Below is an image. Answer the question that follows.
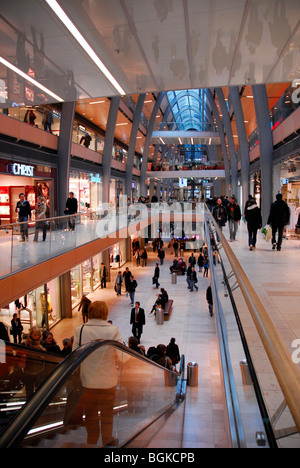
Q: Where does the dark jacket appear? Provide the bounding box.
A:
[227,202,241,222]
[16,200,31,219]
[65,197,78,215]
[154,266,160,278]
[206,286,213,305]
[268,199,290,227]
[130,308,145,333]
[245,200,262,229]
[213,204,227,226]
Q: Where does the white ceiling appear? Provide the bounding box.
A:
[0,0,299,106]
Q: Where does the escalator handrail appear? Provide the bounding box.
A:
[0,339,181,448]
[205,205,300,435]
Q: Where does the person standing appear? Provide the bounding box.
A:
[153,263,160,289]
[173,239,179,257]
[123,267,132,296]
[158,247,165,265]
[189,267,198,292]
[43,109,54,133]
[245,198,262,250]
[227,196,241,242]
[268,193,290,251]
[141,249,148,267]
[72,301,124,446]
[16,193,31,242]
[99,263,107,289]
[10,313,23,344]
[78,295,91,324]
[65,192,78,231]
[130,301,145,343]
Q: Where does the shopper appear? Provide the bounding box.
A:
[130,302,145,343]
[227,196,241,241]
[72,301,124,446]
[213,198,227,231]
[43,109,54,133]
[99,263,107,289]
[267,193,290,252]
[115,271,123,296]
[206,285,214,317]
[158,247,165,265]
[10,313,23,344]
[41,330,61,354]
[141,249,148,267]
[245,198,262,250]
[34,196,48,242]
[153,263,160,289]
[122,267,131,296]
[203,256,209,278]
[189,268,198,292]
[65,192,78,231]
[78,294,91,324]
[166,338,181,366]
[128,275,138,307]
[16,193,31,242]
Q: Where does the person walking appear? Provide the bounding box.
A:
[158,248,165,265]
[203,256,209,278]
[227,196,241,242]
[130,301,145,343]
[213,198,227,232]
[78,294,91,324]
[65,192,78,231]
[128,276,138,307]
[245,198,262,250]
[16,193,31,242]
[141,249,148,267]
[153,263,160,289]
[34,196,48,242]
[10,313,23,344]
[115,271,123,296]
[206,285,214,317]
[267,193,290,251]
[189,268,198,292]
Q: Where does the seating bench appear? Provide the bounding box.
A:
[172,269,185,276]
[164,300,173,319]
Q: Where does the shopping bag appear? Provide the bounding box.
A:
[261,225,271,242]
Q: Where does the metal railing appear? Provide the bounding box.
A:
[205,205,300,446]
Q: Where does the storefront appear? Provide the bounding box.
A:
[70,253,103,308]
[69,171,102,212]
[109,240,127,270]
[0,158,57,225]
[0,276,62,336]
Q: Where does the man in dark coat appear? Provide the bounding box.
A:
[267,194,290,251]
[130,302,145,343]
[245,198,262,250]
[65,192,78,230]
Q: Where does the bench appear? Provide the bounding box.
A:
[171,269,185,276]
[154,300,174,321]
[163,300,173,320]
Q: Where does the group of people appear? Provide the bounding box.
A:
[115,268,138,306]
[211,193,291,252]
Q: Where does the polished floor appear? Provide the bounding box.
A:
[52,230,274,448]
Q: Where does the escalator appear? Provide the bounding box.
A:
[0,340,186,448]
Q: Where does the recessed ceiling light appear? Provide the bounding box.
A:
[44,0,126,95]
[0,56,64,102]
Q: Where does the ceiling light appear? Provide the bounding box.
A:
[0,56,64,102]
[144,100,153,103]
[116,122,128,126]
[159,137,165,145]
[89,100,106,104]
[44,0,126,95]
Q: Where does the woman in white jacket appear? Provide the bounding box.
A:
[73,301,124,446]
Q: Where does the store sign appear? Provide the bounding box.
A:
[7,163,35,177]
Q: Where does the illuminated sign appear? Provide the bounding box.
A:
[7,163,35,177]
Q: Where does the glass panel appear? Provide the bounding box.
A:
[0,343,62,431]
[19,343,178,448]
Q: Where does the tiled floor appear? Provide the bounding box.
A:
[52,232,275,448]
[219,221,300,448]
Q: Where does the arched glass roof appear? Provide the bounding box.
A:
[166,89,209,131]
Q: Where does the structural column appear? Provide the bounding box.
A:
[140,93,164,198]
[102,96,121,204]
[206,90,231,197]
[252,84,273,224]
[125,93,146,199]
[57,101,76,216]
[216,88,238,200]
[230,86,250,210]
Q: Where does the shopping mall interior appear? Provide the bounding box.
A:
[0,0,300,449]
